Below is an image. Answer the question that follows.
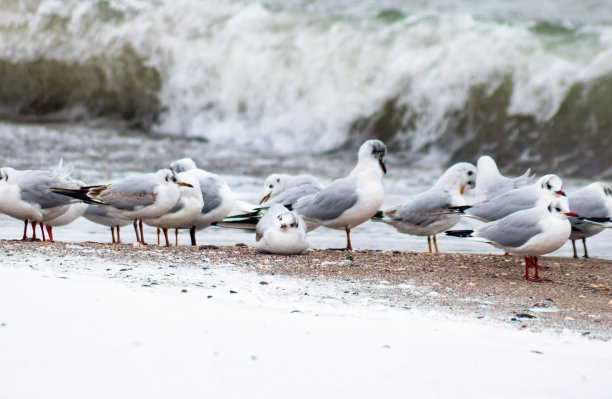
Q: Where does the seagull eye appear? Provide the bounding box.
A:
[290,223,297,228]
[467,180,473,185]
[276,178,280,183]
[467,171,473,176]
[545,183,552,190]
[269,184,273,189]
[555,207,561,212]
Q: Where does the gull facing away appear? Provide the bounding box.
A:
[52,169,191,245]
[0,161,81,241]
[567,182,612,258]
[448,174,566,222]
[373,162,477,253]
[292,139,387,250]
[82,204,131,244]
[475,155,535,201]
[143,171,203,246]
[254,204,309,254]
[446,197,577,281]
[170,158,234,246]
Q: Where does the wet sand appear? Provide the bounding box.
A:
[2,239,611,339]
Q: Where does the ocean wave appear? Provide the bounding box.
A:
[1,0,611,175]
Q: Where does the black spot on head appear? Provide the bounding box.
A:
[467,170,474,176]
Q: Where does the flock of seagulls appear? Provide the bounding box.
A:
[0,139,611,282]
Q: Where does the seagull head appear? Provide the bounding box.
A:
[546,197,577,219]
[538,174,565,197]
[169,158,197,174]
[261,174,287,204]
[359,139,387,174]
[436,162,477,194]
[277,211,300,231]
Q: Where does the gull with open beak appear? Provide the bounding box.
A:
[373,162,477,253]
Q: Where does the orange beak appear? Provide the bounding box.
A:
[280,223,287,229]
[178,182,193,188]
[260,192,271,204]
[460,186,465,195]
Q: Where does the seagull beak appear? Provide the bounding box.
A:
[565,212,579,217]
[460,186,465,195]
[555,190,566,196]
[178,182,193,188]
[379,159,387,174]
[280,223,287,229]
[260,192,271,204]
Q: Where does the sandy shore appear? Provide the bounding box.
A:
[2,239,611,339]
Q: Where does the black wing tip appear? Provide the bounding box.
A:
[445,229,474,238]
[372,210,384,219]
[447,205,472,213]
[579,217,611,223]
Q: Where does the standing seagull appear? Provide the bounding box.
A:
[449,174,566,222]
[373,162,477,253]
[475,155,535,201]
[170,158,234,246]
[446,197,577,281]
[260,174,323,204]
[292,139,387,250]
[0,162,80,241]
[82,204,131,244]
[52,169,190,244]
[567,182,612,258]
[254,204,309,254]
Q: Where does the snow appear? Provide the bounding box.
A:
[0,252,611,399]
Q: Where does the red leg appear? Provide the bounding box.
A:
[527,256,551,282]
[22,220,28,240]
[39,223,46,242]
[139,220,145,244]
[162,228,170,247]
[156,227,160,246]
[117,226,121,243]
[46,226,53,242]
[345,226,352,250]
[133,220,140,243]
[31,221,37,240]
[175,228,179,246]
[111,227,116,244]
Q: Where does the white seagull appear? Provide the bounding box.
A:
[254,204,309,254]
[292,139,387,250]
[260,173,323,205]
[143,171,203,246]
[449,174,566,222]
[82,204,131,244]
[475,155,535,201]
[169,158,235,246]
[52,169,191,244]
[0,162,80,241]
[567,182,612,258]
[373,162,477,253]
[446,197,577,281]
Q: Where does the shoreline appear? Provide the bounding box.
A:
[1,239,611,339]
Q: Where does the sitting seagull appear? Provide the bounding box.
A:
[254,204,309,254]
[291,139,387,250]
[475,155,535,201]
[143,171,203,246]
[448,174,566,222]
[373,162,477,253]
[0,161,81,241]
[567,182,612,258]
[52,169,191,244]
[82,204,131,244]
[446,197,577,281]
[170,158,234,246]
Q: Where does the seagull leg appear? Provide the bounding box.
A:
[116,226,121,244]
[31,221,37,240]
[46,225,54,242]
[175,228,179,246]
[156,228,160,246]
[139,220,146,244]
[345,226,352,250]
[162,228,170,247]
[39,222,46,242]
[190,226,197,246]
[133,220,140,243]
[582,237,589,258]
[527,256,551,282]
[571,240,577,258]
[433,234,439,253]
[111,227,116,244]
[22,220,28,240]
[524,256,531,280]
[427,236,432,253]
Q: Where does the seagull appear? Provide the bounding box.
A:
[43,202,88,241]
[475,155,535,201]
[51,169,191,244]
[0,161,80,241]
[254,204,309,254]
[292,139,387,250]
[143,171,203,246]
[448,174,566,222]
[446,197,577,281]
[373,162,477,253]
[82,204,131,244]
[567,182,612,258]
[169,158,234,246]
[260,174,323,204]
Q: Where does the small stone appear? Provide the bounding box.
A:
[531,350,543,355]
[290,310,301,313]
[229,290,237,294]
[181,289,188,293]
[259,281,268,285]
[207,295,213,299]
[515,313,536,319]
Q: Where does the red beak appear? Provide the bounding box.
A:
[555,190,566,196]
[565,212,579,217]
[260,192,271,204]
[379,160,387,174]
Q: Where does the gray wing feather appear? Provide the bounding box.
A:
[569,195,609,217]
[392,189,452,227]
[468,188,537,221]
[270,184,322,206]
[199,177,222,214]
[98,175,158,211]
[19,171,74,209]
[475,208,542,248]
[294,178,358,221]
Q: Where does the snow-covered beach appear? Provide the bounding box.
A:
[1,240,611,398]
